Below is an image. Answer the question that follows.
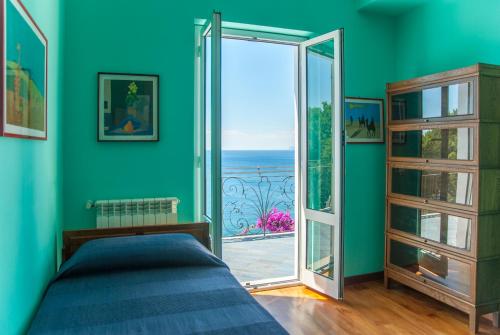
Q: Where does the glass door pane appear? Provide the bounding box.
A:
[300,29,343,300]
[391,127,474,161]
[306,220,334,278]
[391,81,474,122]
[390,167,474,207]
[306,40,334,213]
[389,238,471,298]
[389,202,472,251]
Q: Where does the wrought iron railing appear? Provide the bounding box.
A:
[222,166,295,237]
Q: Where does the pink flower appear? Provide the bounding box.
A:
[256,208,295,233]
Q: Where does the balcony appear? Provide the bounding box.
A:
[221,166,296,283]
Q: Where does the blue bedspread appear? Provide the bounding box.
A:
[29,233,288,335]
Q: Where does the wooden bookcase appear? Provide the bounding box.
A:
[385,64,500,334]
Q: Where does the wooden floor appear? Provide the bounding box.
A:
[253,281,500,335]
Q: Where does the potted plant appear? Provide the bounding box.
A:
[125,81,139,117]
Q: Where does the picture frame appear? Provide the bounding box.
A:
[98,72,159,142]
[345,97,384,144]
[0,0,48,140]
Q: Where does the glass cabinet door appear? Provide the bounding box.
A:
[389,202,473,252]
[390,166,474,207]
[390,127,474,162]
[390,80,474,122]
[388,238,472,298]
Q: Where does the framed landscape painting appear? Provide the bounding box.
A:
[345,97,384,143]
[0,0,48,140]
[98,73,159,142]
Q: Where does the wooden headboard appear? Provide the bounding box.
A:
[62,222,210,262]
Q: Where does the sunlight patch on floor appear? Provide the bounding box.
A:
[252,285,329,301]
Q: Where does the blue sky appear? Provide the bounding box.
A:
[210,37,333,151]
[221,38,297,150]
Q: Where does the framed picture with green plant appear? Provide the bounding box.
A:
[97,72,159,141]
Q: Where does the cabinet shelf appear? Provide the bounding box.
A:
[385,63,500,334]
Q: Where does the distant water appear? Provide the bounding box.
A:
[222,150,294,167]
[222,150,295,237]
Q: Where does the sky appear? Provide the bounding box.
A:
[206,37,334,151]
[221,38,297,151]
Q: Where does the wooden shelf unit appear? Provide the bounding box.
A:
[385,64,500,334]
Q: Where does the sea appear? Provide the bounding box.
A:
[222,150,294,168]
[221,150,295,237]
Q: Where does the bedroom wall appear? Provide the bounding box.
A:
[0,0,64,334]
[62,0,396,277]
[395,0,500,80]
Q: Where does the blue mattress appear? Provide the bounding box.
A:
[29,233,288,335]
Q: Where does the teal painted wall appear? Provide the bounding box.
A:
[3,0,498,332]
[0,0,64,333]
[395,0,500,80]
[357,0,429,16]
[63,0,394,277]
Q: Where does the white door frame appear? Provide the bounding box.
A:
[194,19,344,293]
[196,12,223,256]
[299,29,344,299]
[209,12,223,257]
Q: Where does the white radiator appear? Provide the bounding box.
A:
[91,197,179,228]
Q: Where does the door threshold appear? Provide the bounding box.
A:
[246,279,302,293]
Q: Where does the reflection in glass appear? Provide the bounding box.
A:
[306,39,334,212]
[306,220,334,279]
[391,127,473,161]
[390,204,472,250]
[204,36,212,219]
[392,82,472,121]
[390,240,471,295]
[391,167,473,206]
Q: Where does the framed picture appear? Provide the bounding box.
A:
[98,72,159,142]
[345,97,384,144]
[0,0,48,140]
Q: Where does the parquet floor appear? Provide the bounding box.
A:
[253,281,500,335]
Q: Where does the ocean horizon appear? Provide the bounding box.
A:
[222,149,294,165]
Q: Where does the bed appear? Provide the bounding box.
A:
[28,223,288,334]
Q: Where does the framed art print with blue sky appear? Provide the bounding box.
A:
[345,97,384,143]
[98,73,159,142]
[0,0,48,140]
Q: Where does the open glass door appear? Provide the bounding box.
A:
[299,30,344,299]
[201,12,223,256]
